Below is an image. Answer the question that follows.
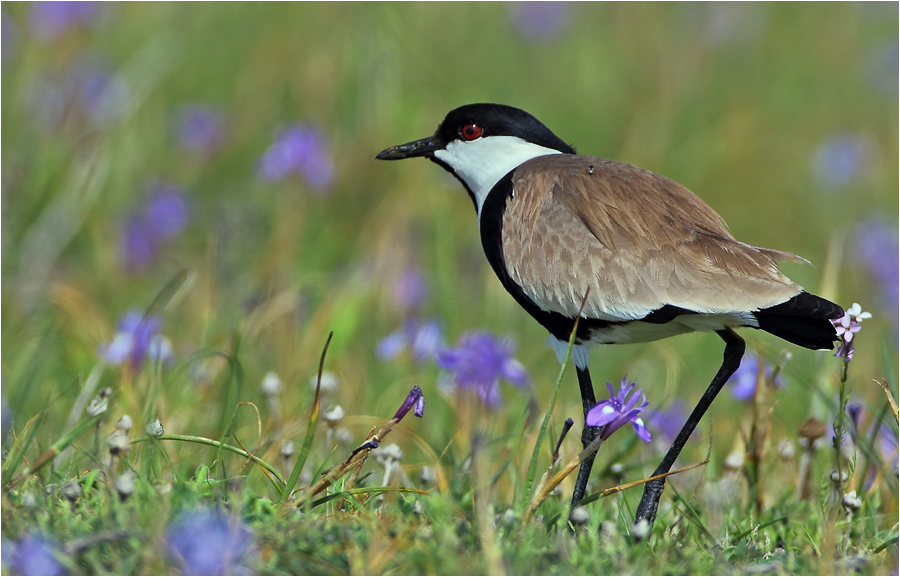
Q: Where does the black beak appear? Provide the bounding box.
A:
[376,135,443,160]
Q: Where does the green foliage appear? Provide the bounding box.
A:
[2,3,897,575]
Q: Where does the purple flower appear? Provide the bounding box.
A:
[28,53,130,131]
[175,104,226,155]
[393,386,425,421]
[728,353,783,401]
[585,376,652,443]
[1,533,64,576]
[98,311,173,370]
[435,332,530,408]
[166,508,253,576]
[257,125,335,192]
[834,341,854,361]
[145,185,189,240]
[854,219,899,319]
[832,303,871,344]
[508,2,570,42]
[122,183,190,270]
[377,319,445,363]
[809,133,873,190]
[30,1,99,40]
[877,424,898,475]
[393,267,429,313]
[647,400,689,444]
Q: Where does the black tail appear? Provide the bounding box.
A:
[754,291,843,350]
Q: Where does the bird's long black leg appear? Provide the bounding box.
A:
[634,328,745,530]
[571,365,602,507]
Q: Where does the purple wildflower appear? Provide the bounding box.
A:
[728,353,783,401]
[122,183,190,270]
[854,219,899,319]
[175,104,226,155]
[877,424,899,475]
[98,311,173,370]
[435,331,530,408]
[833,303,871,344]
[508,1,570,42]
[145,185,190,239]
[2,533,64,576]
[647,400,689,444]
[30,1,99,40]
[585,376,652,443]
[377,319,444,363]
[393,267,429,313]
[809,133,873,190]
[257,125,335,192]
[28,53,129,131]
[166,508,253,576]
[834,341,854,362]
[393,386,425,421]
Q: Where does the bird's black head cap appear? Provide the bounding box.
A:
[435,103,576,154]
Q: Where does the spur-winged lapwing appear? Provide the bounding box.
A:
[376,103,843,529]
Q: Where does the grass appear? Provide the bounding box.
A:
[1,3,898,575]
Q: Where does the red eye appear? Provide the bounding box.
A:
[460,122,483,141]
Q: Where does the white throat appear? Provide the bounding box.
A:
[434,136,562,219]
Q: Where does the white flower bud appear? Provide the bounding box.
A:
[323,405,344,424]
[108,429,128,455]
[260,371,283,395]
[115,470,135,500]
[145,417,164,437]
[569,506,590,526]
[116,415,133,432]
[312,371,339,395]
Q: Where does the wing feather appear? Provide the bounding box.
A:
[501,155,802,321]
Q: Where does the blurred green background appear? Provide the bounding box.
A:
[1,2,897,495]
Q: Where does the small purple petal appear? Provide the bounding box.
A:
[393,267,429,312]
[166,508,253,576]
[729,354,781,402]
[122,212,159,270]
[4,533,64,576]
[632,417,653,443]
[435,331,530,409]
[509,1,570,42]
[176,104,226,154]
[585,402,618,428]
[585,376,651,443]
[376,329,408,360]
[414,393,425,418]
[647,401,689,444]
[809,133,873,190]
[257,125,334,191]
[98,311,167,371]
[30,1,99,40]
[411,320,444,362]
[393,386,424,421]
[145,185,189,240]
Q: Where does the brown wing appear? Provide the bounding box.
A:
[501,155,803,321]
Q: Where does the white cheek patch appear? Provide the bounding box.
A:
[434,136,561,219]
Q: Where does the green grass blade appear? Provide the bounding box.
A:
[520,317,580,512]
[280,331,332,504]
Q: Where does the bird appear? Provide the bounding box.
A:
[375,103,843,530]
